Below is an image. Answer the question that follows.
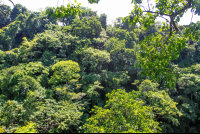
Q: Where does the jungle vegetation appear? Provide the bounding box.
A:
[0,0,200,133]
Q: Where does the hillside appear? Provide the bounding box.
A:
[0,0,200,133]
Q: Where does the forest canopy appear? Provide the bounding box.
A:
[0,0,200,133]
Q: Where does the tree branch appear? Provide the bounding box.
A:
[143,11,170,16]
[68,0,72,4]
[158,15,169,22]
[171,0,193,17]
[170,16,173,36]
[0,0,14,16]
[57,0,60,7]
[0,8,7,15]
[147,0,150,11]
[8,0,15,6]
[191,9,194,23]
[139,5,148,11]
[143,0,193,34]
[172,20,179,32]
[170,0,193,32]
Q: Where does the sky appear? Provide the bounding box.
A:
[2,0,200,25]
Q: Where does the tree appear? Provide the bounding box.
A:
[14,121,38,133]
[1,0,200,133]
[83,89,161,133]
[48,60,81,86]
[10,4,28,21]
[100,13,107,30]
[175,73,200,132]
[134,79,183,132]
[0,62,47,101]
[126,0,200,86]
[88,0,100,4]
[81,47,111,73]
[0,4,11,28]
[0,100,26,130]
[71,16,102,39]
[80,7,98,19]
[28,99,83,133]
[0,0,13,16]
[86,0,200,87]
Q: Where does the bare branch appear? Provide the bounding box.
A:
[0,8,6,15]
[68,0,72,4]
[8,0,14,6]
[190,9,194,23]
[139,5,148,11]
[57,0,59,7]
[147,0,150,11]
[170,16,173,36]
[158,15,169,22]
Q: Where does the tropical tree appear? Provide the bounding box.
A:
[48,60,81,86]
[86,0,200,87]
[83,89,161,133]
[10,4,28,21]
[0,4,11,28]
[81,47,111,73]
[100,13,107,30]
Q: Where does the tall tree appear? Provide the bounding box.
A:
[10,4,28,21]
[0,4,11,28]
[100,13,107,30]
[87,0,200,87]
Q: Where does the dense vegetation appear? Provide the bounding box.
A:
[0,0,200,133]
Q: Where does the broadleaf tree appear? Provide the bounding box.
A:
[86,0,200,87]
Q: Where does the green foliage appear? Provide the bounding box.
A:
[0,100,26,128]
[49,60,81,86]
[0,62,47,101]
[0,8,57,51]
[176,44,196,67]
[71,16,102,39]
[133,79,182,132]
[14,121,37,133]
[91,28,107,49]
[10,4,28,21]
[104,37,137,74]
[80,7,98,19]
[23,86,46,113]
[0,4,11,28]
[85,81,104,107]
[29,99,83,133]
[99,13,107,30]
[100,70,130,90]
[88,0,100,4]
[136,33,186,87]
[122,0,200,86]
[0,114,4,133]
[160,72,200,133]
[0,21,20,50]
[177,74,200,118]
[114,28,137,48]
[16,30,79,65]
[81,47,110,72]
[104,37,125,53]
[1,1,200,133]
[0,126,4,133]
[84,89,161,133]
[46,1,81,19]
